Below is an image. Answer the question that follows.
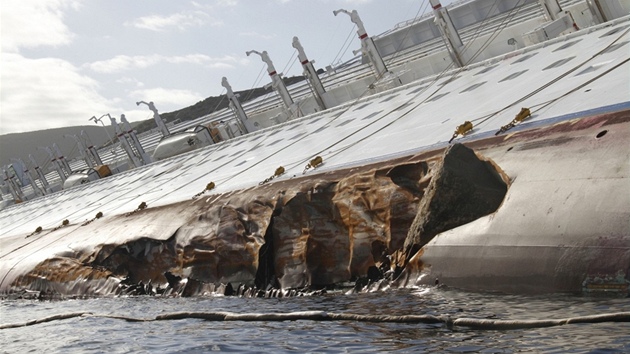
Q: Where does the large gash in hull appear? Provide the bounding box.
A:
[1,109,627,296]
[0,0,629,296]
[398,109,630,294]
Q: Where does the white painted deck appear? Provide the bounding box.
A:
[1,16,628,241]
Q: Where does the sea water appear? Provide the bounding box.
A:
[1,287,629,353]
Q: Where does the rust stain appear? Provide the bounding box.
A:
[8,109,629,295]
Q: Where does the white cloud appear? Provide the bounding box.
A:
[0,0,114,135]
[214,0,239,7]
[192,0,237,10]
[86,55,161,73]
[239,31,276,40]
[116,77,145,88]
[168,54,218,65]
[127,10,222,32]
[0,53,115,134]
[86,54,249,73]
[1,0,82,52]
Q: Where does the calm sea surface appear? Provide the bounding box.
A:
[1,287,629,353]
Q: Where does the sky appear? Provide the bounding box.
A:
[0,0,451,135]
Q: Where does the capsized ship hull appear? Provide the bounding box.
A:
[1,108,628,295]
[1,4,629,296]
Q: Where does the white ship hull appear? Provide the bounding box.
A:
[1,1,629,295]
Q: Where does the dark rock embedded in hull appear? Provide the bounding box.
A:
[402,143,509,262]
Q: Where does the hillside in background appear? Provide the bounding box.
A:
[0,126,117,169]
[0,75,305,169]
[134,75,306,133]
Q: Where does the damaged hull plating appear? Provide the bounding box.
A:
[2,7,630,296]
[1,110,628,296]
[399,110,630,293]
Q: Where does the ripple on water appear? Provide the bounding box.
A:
[1,288,629,353]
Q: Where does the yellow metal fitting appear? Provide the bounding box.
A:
[303,156,324,174]
[514,107,531,123]
[260,166,286,185]
[310,156,323,168]
[449,121,473,143]
[456,121,473,135]
[193,182,217,199]
[495,107,531,135]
